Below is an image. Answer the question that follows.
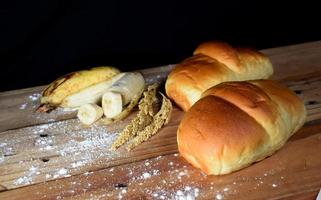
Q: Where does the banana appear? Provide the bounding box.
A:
[38,66,120,112]
[102,86,144,125]
[102,91,123,118]
[107,72,145,105]
[101,72,145,118]
[61,73,125,108]
[77,103,103,125]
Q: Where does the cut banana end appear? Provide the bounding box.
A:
[77,103,103,125]
[102,86,144,125]
[102,91,123,118]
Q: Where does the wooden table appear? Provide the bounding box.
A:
[1,41,321,199]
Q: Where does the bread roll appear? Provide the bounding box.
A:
[165,41,273,111]
[177,80,306,175]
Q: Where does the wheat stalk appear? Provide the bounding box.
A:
[110,83,159,150]
[127,93,172,150]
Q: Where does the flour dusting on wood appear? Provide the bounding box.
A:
[0,118,121,187]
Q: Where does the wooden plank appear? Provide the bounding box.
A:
[0,90,77,132]
[0,65,175,132]
[262,40,321,80]
[0,71,320,191]
[280,71,321,123]
[0,41,320,132]
[0,123,320,199]
[0,107,182,190]
[0,41,320,199]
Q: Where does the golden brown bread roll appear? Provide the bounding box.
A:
[177,80,306,175]
[165,41,273,111]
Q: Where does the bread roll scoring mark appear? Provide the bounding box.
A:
[202,81,277,125]
[177,80,306,175]
[178,95,269,175]
[194,41,242,72]
[165,41,273,111]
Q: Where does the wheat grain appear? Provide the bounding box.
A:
[127,93,172,150]
[110,83,159,150]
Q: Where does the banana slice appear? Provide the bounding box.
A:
[77,103,103,125]
[102,86,144,125]
[102,91,123,118]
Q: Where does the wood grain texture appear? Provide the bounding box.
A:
[262,40,321,80]
[1,123,321,200]
[0,108,182,190]
[0,64,175,132]
[0,71,320,191]
[1,41,321,132]
[0,41,321,199]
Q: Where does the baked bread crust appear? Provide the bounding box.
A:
[166,41,273,111]
[177,80,306,175]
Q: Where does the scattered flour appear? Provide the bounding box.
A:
[216,193,224,200]
[28,166,39,176]
[34,137,54,149]
[7,119,120,186]
[53,168,69,178]
[45,174,52,179]
[29,93,41,101]
[14,176,32,185]
[0,143,7,148]
[173,187,199,200]
[19,103,28,110]
[71,160,88,168]
[19,93,41,110]
[58,168,68,175]
[142,172,151,179]
[83,171,93,176]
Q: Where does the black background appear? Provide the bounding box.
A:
[1,1,320,91]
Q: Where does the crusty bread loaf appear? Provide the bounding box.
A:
[177,80,306,175]
[165,41,273,111]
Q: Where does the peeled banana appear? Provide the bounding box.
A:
[77,103,103,125]
[107,72,145,105]
[61,73,125,108]
[38,66,120,112]
[102,72,145,118]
